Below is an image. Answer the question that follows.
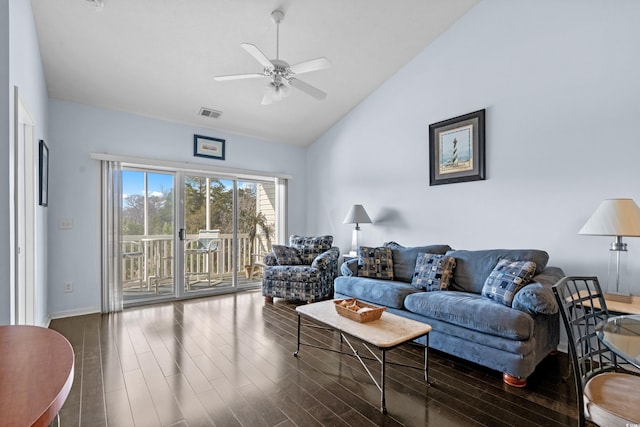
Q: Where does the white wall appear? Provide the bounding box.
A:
[48,99,307,317]
[0,0,49,326]
[307,0,640,292]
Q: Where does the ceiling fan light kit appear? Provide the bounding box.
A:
[214,9,330,105]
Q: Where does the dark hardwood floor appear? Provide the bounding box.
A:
[49,290,584,426]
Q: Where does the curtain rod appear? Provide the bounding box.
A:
[90,152,292,180]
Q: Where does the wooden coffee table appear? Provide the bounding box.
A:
[294,300,432,414]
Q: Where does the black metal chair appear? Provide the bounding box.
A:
[552,276,640,426]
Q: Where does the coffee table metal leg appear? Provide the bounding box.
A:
[425,334,430,384]
[293,314,301,357]
[381,350,387,414]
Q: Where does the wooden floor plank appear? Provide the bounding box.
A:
[50,289,588,427]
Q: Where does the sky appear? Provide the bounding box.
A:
[122,170,173,198]
[122,171,247,198]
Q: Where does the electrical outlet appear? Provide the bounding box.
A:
[64,281,73,293]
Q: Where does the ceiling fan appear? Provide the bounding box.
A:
[214,9,331,105]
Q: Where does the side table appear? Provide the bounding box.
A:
[0,326,74,427]
[604,295,640,315]
[574,290,640,315]
[343,254,357,263]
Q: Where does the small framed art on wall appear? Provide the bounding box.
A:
[194,134,226,160]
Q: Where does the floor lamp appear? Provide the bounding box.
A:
[579,198,640,303]
[343,204,372,256]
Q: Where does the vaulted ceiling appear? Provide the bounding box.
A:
[31,0,478,146]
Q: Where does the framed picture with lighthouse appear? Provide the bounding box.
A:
[429,109,485,186]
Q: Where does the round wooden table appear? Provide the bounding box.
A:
[0,325,74,427]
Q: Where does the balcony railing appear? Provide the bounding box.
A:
[121,233,261,292]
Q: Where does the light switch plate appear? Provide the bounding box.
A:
[59,218,73,230]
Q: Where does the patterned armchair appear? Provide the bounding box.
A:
[262,235,340,303]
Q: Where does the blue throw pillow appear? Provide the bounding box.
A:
[411,253,456,291]
[481,259,537,307]
[357,246,394,280]
[272,245,303,266]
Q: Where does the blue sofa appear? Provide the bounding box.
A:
[334,242,564,387]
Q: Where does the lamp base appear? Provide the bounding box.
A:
[604,292,633,304]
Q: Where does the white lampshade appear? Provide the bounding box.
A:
[343,204,372,225]
[343,204,372,256]
[579,199,640,236]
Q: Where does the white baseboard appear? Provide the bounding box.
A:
[49,306,101,320]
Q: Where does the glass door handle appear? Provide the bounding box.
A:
[179,228,186,241]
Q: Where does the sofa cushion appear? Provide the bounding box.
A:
[404,291,534,341]
[289,235,333,264]
[481,259,537,307]
[334,276,421,309]
[358,246,394,280]
[445,249,549,294]
[384,242,452,283]
[271,245,303,265]
[411,253,456,291]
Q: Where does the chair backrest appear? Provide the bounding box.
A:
[552,276,619,426]
[288,235,334,265]
[198,229,220,251]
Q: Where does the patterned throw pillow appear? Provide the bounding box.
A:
[481,259,537,307]
[411,253,456,291]
[289,235,333,265]
[357,246,394,280]
[271,245,303,266]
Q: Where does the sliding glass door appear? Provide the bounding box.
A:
[121,168,176,304]
[182,175,276,294]
[115,166,278,306]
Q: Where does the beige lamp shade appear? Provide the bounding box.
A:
[343,204,372,225]
[579,199,640,236]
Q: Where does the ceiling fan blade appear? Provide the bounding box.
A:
[214,73,265,81]
[289,57,331,75]
[241,43,273,69]
[288,78,327,100]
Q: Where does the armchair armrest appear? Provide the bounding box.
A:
[263,252,278,266]
[311,247,340,270]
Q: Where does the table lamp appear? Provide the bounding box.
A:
[343,204,372,256]
[579,198,640,303]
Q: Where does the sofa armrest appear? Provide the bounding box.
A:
[340,258,358,276]
[312,247,340,270]
[512,266,565,315]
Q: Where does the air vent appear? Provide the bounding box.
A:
[198,108,223,119]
